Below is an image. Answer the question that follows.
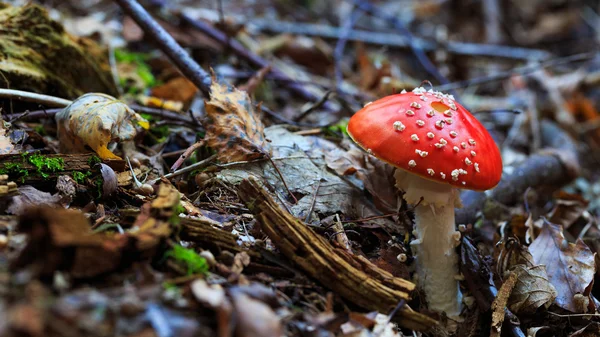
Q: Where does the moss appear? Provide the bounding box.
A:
[168,202,186,225]
[27,153,64,178]
[114,48,156,93]
[0,162,28,183]
[72,170,91,184]
[88,155,101,166]
[164,245,208,275]
[323,118,350,137]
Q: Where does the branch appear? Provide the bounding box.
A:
[237,177,438,332]
[113,0,212,97]
[248,20,551,61]
[0,88,72,107]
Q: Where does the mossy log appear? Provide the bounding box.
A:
[0,153,97,184]
[0,3,117,107]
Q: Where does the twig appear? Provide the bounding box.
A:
[304,179,322,223]
[294,91,334,122]
[0,88,72,107]
[114,0,212,97]
[149,153,217,184]
[436,52,596,92]
[178,13,337,112]
[349,0,454,96]
[266,154,298,204]
[334,8,361,90]
[249,19,552,61]
[170,140,205,172]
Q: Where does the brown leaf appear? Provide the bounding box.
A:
[230,291,282,337]
[56,93,149,160]
[507,265,557,314]
[7,186,63,215]
[529,221,596,312]
[547,191,589,230]
[204,81,270,163]
[150,76,198,107]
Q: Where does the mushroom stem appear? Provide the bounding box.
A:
[394,170,462,318]
[412,202,462,317]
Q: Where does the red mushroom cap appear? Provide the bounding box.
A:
[347,87,502,191]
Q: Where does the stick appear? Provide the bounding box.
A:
[248,20,551,61]
[0,89,72,108]
[113,0,212,97]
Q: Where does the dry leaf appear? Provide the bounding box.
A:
[547,191,589,230]
[0,120,15,155]
[529,221,596,312]
[230,291,282,337]
[204,80,270,163]
[56,93,149,160]
[507,265,557,314]
[150,76,198,107]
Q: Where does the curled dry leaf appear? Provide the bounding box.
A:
[56,93,149,160]
[547,191,589,230]
[529,221,596,312]
[507,264,557,314]
[204,81,270,163]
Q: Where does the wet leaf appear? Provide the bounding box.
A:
[204,81,270,163]
[56,93,149,160]
[507,264,557,314]
[529,221,596,312]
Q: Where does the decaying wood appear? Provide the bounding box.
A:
[179,216,260,259]
[0,153,97,184]
[237,177,437,332]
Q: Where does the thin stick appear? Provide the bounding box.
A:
[170,140,205,172]
[334,8,361,90]
[0,88,72,107]
[266,154,298,204]
[113,0,212,97]
[249,19,551,61]
[150,153,217,184]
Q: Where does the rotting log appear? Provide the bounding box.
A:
[0,153,97,184]
[237,177,437,332]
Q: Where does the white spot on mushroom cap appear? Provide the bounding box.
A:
[474,163,480,172]
[401,89,407,94]
[453,146,459,152]
[461,142,467,149]
[427,168,435,176]
[406,110,415,116]
[364,101,373,107]
[427,132,435,139]
[435,120,445,129]
[411,134,419,141]
[393,121,405,131]
[408,160,416,167]
[410,102,421,109]
[415,149,428,157]
[440,172,446,179]
[416,120,425,127]
[469,139,476,145]
[471,151,476,157]
[465,158,472,165]
[444,110,452,117]
[450,131,458,138]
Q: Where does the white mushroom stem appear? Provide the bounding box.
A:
[395,170,463,318]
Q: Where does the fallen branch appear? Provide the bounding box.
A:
[248,20,551,61]
[456,120,579,225]
[114,0,212,97]
[237,177,437,331]
[0,88,71,107]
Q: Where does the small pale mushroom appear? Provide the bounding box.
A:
[346,87,502,319]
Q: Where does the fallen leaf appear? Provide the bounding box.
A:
[204,80,270,163]
[230,291,282,337]
[191,279,226,309]
[547,191,589,230]
[56,93,149,160]
[7,186,63,215]
[507,264,557,314]
[529,221,596,312]
[0,120,15,155]
[150,76,198,107]
[571,323,600,337]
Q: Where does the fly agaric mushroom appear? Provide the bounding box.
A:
[347,87,502,318]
